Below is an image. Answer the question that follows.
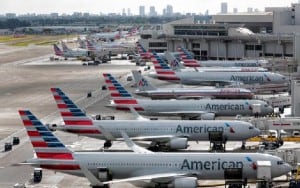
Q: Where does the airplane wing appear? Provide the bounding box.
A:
[158,111,209,115]
[103,172,191,184]
[128,106,150,121]
[121,131,153,154]
[117,135,176,142]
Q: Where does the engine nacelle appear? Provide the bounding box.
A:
[200,113,215,120]
[168,137,188,149]
[171,177,198,188]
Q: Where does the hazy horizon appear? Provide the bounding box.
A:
[1,0,298,15]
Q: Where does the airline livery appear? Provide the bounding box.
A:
[132,70,254,99]
[148,53,286,86]
[104,73,274,119]
[20,110,291,188]
[177,47,269,67]
[53,43,88,59]
[51,88,260,150]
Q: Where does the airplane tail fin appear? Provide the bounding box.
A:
[150,52,180,81]
[103,73,143,110]
[177,46,200,67]
[19,109,76,160]
[50,88,96,126]
[165,51,185,71]
[61,41,71,52]
[86,40,97,51]
[53,44,63,56]
[136,42,151,59]
[77,37,86,49]
[131,70,156,91]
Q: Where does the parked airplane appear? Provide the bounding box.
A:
[20,109,291,188]
[164,51,268,72]
[149,54,287,86]
[86,40,134,52]
[104,73,273,119]
[132,70,254,99]
[50,88,260,150]
[53,43,88,59]
[177,47,268,67]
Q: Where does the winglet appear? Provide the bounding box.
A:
[120,131,153,154]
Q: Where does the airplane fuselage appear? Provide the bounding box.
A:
[176,71,286,86]
[110,99,273,117]
[135,88,254,99]
[39,152,290,181]
[63,120,259,141]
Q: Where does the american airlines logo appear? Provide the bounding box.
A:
[138,78,148,87]
[263,74,271,81]
[172,59,180,66]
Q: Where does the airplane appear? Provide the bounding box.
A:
[19,109,291,188]
[104,73,274,119]
[177,46,268,67]
[131,70,254,99]
[86,40,134,52]
[148,53,287,86]
[53,43,88,60]
[50,88,260,150]
[164,51,268,72]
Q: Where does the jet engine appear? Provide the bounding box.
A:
[200,113,215,120]
[171,177,198,188]
[168,137,188,149]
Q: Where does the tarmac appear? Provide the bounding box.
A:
[0,44,295,187]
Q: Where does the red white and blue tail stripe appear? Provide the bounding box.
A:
[136,42,151,59]
[51,88,101,135]
[86,40,97,51]
[53,44,64,56]
[19,109,73,159]
[150,53,180,82]
[103,73,143,111]
[177,46,200,67]
[19,109,81,170]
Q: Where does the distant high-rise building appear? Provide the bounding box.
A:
[205,10,209,15]
[139,6,145,16]
[221,2,228,14]
[149,6,157,16]
[247,7,253,13]
[163,8,166,16]
[166,5,173,16]
[6,13,16,18]
[122,8,126,16]
[233,8,238,13]
[127,8,131,16]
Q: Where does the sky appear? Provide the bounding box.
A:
[0,0,298,15]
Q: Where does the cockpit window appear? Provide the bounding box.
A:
[277,161,284,165]
[249,126,254,129]
[264,104,268,107]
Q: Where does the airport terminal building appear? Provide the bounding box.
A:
[139,3,300,66]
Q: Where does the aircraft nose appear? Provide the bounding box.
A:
[283,163,292,174]
[253,128,261,137]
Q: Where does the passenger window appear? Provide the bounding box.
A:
[249,126,254,129]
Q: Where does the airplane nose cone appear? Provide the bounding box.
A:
[283,163,292,174]
[253,128,261,137]
[267,106,274,114]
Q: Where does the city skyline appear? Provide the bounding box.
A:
[0,0,298,16]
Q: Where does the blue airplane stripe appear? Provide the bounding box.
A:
[47,143,65,147]
[43,137,60,142]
